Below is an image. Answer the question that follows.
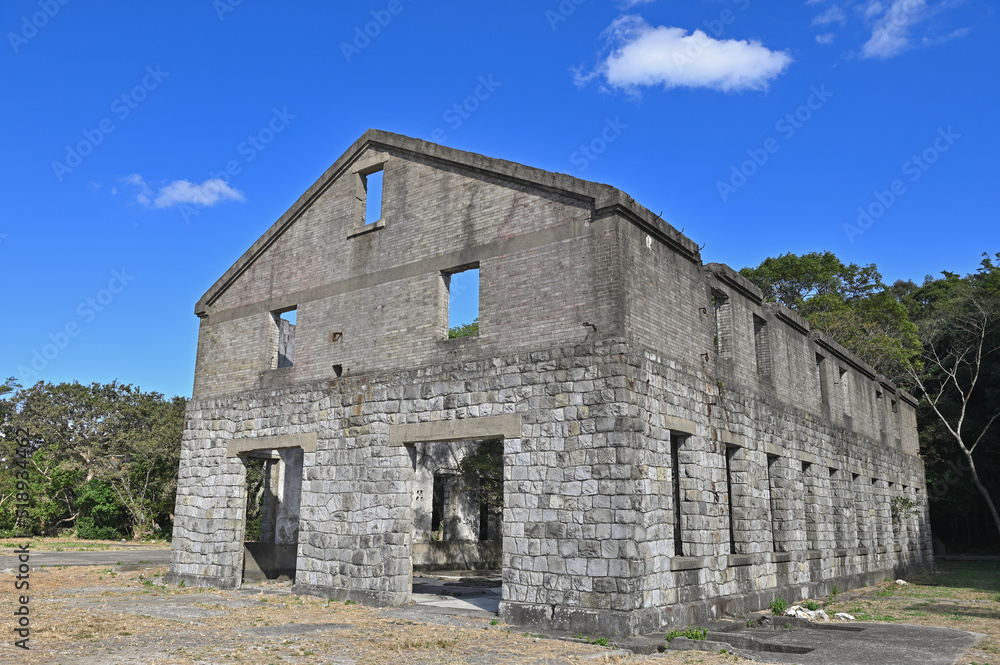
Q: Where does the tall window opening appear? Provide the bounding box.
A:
[802,461,819,550]
[725,445,738,554]
[711,290,731,356]
[272,308,297,368]
[838,366,850,414]
[671,435,686,556]
[431,472,447,540]
[816,354,829,406]
[766,454,780,552]
[753,315,771,377]
[852,473,865,548]
[444,265,480,338]
[363,168,384,226]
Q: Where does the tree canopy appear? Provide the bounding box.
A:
[742,251,1000,549]
[740,251,920,383]
[0,379,185,539]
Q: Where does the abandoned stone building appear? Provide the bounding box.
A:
[167,129,932,635]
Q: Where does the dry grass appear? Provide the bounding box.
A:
[0,536,171,552]
[825,561,1000,665]
[2,561,996,664]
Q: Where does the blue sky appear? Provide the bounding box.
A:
[3,0,996,399]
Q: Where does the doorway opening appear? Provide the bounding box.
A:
[406,438,503,613]
[240,447,304,583]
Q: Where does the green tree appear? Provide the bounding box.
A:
[904,254,1000,541]
[0,379,185,539]
[740,252,920,382]
[456,438,503,529]
[449,318,479,339]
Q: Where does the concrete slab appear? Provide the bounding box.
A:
[677,621,983,665]
[411,575,502,614]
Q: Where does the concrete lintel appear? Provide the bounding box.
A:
[226,432,318,458]
[669,556,706,571]
[389,414,522,446]
[762,442,785,457]
[798,451,822,466]
[718,429,745,447]
[664,416,697,437]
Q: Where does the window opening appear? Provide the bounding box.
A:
[363,168,384,226]
[445,266,480,338]
[753,315,771,377]
[273,308,296,368]
[671,435,685,556]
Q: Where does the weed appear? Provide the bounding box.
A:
[490,620,499,626]
[802,600,820,611]
[665,627,708,642]
[769,597,789,615]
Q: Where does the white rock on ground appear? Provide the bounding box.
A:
[784,605,830,622]
[835,613,856,621]
[895,579,911,586]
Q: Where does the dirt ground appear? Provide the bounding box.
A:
[0,559,996,665]
[0,537,171,552]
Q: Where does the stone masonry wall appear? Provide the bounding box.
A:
[171,131,931,637]
[169,337,930,636]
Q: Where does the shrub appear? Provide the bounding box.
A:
[770,597,789,615]
[75,480,130,540]
[665,627,708,642]
[802,600,820,611]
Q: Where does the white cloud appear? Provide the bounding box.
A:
[860,0,968,59]
[584,15,792,94]
[812,5,847,25]
[152,179,244,208]
[122,173,244,209]
[816,32,837,44]
[862,1,886,20]
[921,26,970,46]
[620,0,656,6]
[861,0,928,57]
[123,173,153,206]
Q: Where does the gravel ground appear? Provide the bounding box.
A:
[0,562,993,665]
[0,565,747,665]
